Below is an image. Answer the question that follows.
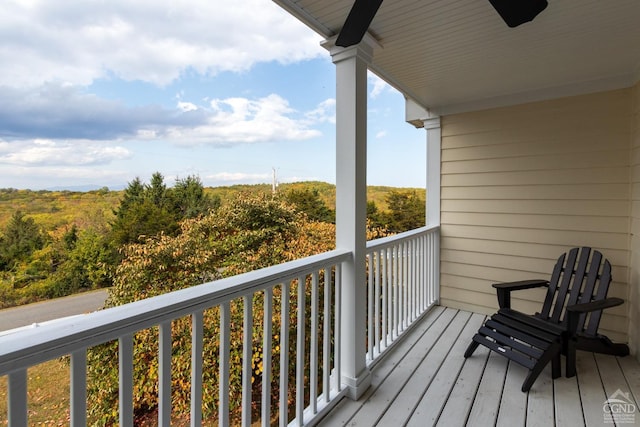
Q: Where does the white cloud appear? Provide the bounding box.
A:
[206,172,270,182]
[376,130,388,139]
[160,94,324,145]
[177,101,198,112]
[203,171,321,187]
[0,164,133,190]
[0,0,325,88]
[369,73,392,99]
[305,99,336,124]
[0,139,131,166]
[0,83,329,146]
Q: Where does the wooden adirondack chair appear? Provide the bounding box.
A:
[464,247,629,392]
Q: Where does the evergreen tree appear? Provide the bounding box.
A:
[285,188,335,223]
[146,172,167,207]
[367,200,385,229]
[381,190,426,232]
[0,211,45,270]
[171,175,220,218]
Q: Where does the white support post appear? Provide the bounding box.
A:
[424,117,441,227]
[325,37,376,400]
[424,117,441,304]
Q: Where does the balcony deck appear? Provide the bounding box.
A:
[319,306,640,427]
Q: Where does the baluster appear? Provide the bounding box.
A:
[279,281,290,427]
[393,245,399,338]
[296,275,306,426]
[310,272,319,414]
[367,251,374,360]
[158,321,171,427]
[262,287,273,427]
[420,235,425,311]
[191,311,203,427]
[374,250,381,355]
[323,267,331,403]
[119,334,134,426]
[334,263,342,392]
[70,349,87,427]
[382,248,388,347]
[242,295,253,427]
[409,238,418,323]
[220,303,230,427]
[8,368,27,427]
[402,241,407,329]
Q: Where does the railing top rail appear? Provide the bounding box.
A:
[366,225,440,251]
[0,248,351,375]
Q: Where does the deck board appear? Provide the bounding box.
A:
[317,307,640,427]
[553,375,583,427]
[371,310,470,425]
[466,351,508,427]
[407,313,485,426]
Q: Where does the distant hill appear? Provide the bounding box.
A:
[0,182,425,231]
[207,181,424,213]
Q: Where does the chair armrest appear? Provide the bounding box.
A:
[492,279,549,291]
[493,279,549,309]
[566,297,624,313]
[566,297,624,334]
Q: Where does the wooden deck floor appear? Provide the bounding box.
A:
[318,306,640,427]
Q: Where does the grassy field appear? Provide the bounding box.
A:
[0,359,70,426]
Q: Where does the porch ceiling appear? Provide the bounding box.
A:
[275,0,640,115]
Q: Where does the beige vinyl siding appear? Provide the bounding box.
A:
[439,89,632,343]
[629,81,640,357]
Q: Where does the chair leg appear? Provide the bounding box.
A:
[522,341,562,392]
[552,353,561,379]
[575,336,630,357]
[522,364,545,392]
[566,339,576,378]
[464,339,480,358]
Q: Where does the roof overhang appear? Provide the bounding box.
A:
[275,0,640,117]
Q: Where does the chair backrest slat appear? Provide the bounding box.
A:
[585,260,612,335]
[540,247,613,336]
[546,247,579,322]
[561,247,594,317]
[539,252,567,319]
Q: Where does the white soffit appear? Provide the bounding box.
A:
[275,0,640,115]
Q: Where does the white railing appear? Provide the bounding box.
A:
[0,227,440,426]
[0,249,350,427]
[365,226,440,363]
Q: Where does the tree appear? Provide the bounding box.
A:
[47,228,114,297]
[380,190,426,232]
[0,211,46,270]
[62,224,79,251]
[110,198,178,246]
[146,172,167,207]
[87,193,337,424]
[367,200,385,229]
[114,177,145,220]
[284,188,335,223]
[171,175,220,218]
[110,173,218,248]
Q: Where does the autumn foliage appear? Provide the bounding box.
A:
[86,193,341,424]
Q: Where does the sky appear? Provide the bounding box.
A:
[0,0,426,191]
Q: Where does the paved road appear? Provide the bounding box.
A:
[0,289,109,332]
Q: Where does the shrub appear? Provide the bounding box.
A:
[86,194,337,424]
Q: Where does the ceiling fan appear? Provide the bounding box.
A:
[336,0,548,48]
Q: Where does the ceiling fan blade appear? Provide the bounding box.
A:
[489,0,548,28]
[336,0,384,47]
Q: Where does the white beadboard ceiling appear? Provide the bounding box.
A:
[275,0,640,115]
